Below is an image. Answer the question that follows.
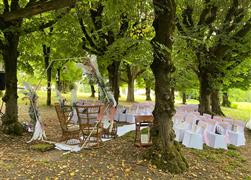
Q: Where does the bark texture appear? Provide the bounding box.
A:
[182,91,186,104]
[211,90,225,116]
[107,61,120,103]
[43,44,52,106]
[198,73,211,115]
[222,92,231,107]
[146,86,151,101]
[2,30,23,135]
[90,84,95,98]
[126,64,135,102]
[146,0,188,173]
[1,0,76,22]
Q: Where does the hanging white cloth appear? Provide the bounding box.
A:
[27,120,46,143]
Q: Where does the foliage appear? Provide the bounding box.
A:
[228,88,251,102]
[176,0,251,91]
[172,32,199,92]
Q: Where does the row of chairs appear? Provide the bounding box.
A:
[173,113,246,150]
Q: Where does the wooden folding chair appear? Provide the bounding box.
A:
[54,103,81,142]
[75,104,103,147]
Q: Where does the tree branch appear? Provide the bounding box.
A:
[117,13,129,38]
[233,18,251,39]
[198,0,211,25]
[89,3,104,31]
[81,37,102,56]
[0,0,76,22]
[204,5,217,25]
[223,0,238,24]
[120,77,128,83]
[78,17,101,53]
[181,6,193,28]
[134,68,146,78]
[3,0,9,13]
[176,18,188,36]
[224,8,244,33]
[21,9,69,35]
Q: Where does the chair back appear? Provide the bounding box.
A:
[55,103,73,131]
[76,105,102,129]
[135,115,154,123]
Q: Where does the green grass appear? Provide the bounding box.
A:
[17,90,251,121]
[222,102,251,122]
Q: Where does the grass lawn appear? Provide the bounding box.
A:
[17,90,251,121]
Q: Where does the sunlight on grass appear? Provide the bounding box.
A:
[18,90,251,121]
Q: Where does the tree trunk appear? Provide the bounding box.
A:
[198,73,211,115]
[90,84,95,98]
[43,45,52,106]
[222,92,231,107]
[107,61,120,103]
[126,65,135,102]
[126,77,135,102]
[145,0,188,173]
[182,91,186,104]
[56,68,62,92]
[2,32,23,135]
[146,86,151,101]
[211,90,225,116]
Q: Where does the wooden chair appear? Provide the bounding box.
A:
[75,104,103,147]
[54,103,81,142]
[134,115,154,147]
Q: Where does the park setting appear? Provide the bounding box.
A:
[0,0,251,179]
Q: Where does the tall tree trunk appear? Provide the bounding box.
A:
[146,86,151,101]
[90,84,95,98]
[56,68,62,92]
[43,45,52,106]
[126,77,135,102]
[198,73,211,115]
[222,92,231,107]
[182,91,186,104]
[107,61,120,103]
[146,0,188,173]
[211,90,225,116]
[126,65,135,102]
[2,31,23,135]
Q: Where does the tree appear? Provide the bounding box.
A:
[172,34,199,104]
[137,69,155,101]
[222,58,251,107]
[146,0,188,173]
[42,27,54,106]
[176,0,251,115]
[18,11,84,102]
[77,0,153,103]
[118,39,152,102]
[0,0,75,134]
